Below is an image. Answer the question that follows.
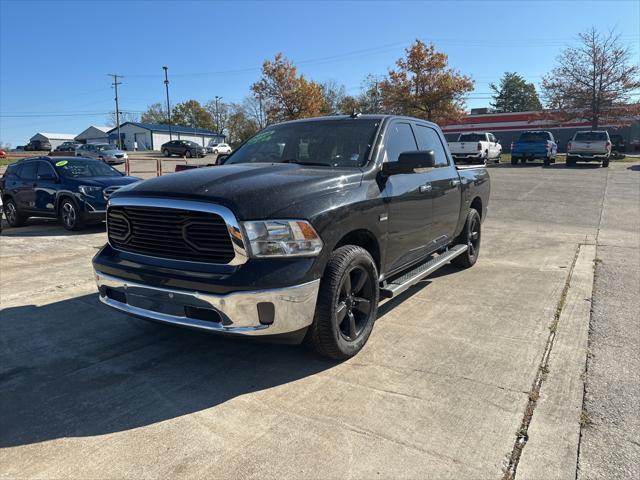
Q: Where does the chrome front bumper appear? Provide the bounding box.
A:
[95,270,320,335]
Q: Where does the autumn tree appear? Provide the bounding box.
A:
[490,72,542,112]
[251,53,325,123]
[542,28,640,128]
[140,103,169,124]
[380,40,474,123]
[171,100,215,131]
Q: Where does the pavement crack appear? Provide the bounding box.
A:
[502,243,582,480]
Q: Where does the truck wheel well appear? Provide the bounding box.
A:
[56,194,74,214]
[470,197,483,219]
[335,229,380,272]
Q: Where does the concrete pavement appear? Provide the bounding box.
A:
[1,161,637,479]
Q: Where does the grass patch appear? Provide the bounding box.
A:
[0,157,19,166]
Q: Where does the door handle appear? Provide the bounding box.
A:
[450,179,461,187]
[419,183,432,193]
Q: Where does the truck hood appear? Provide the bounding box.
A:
[111,163,363,219]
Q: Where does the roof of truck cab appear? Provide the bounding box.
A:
[272,114,440,128]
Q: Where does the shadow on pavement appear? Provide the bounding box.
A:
[0,294,336,448]
[0,218,105,237]
[627,165,640,171]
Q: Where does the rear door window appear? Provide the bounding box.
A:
[19,162,38,181]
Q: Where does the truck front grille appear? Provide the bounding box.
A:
[107,205,235,264]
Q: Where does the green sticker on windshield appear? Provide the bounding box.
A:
[246,130,274,145]
[55,160,68,167]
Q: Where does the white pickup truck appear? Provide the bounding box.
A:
[448,132,502,165]
[566,131,611,167]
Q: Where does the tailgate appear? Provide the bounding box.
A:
[571,141,607,153]
[449,142,477,154]
[513,142,546,154]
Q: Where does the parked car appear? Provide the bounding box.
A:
[448,132,501,165]
[510,131,557,166]
[608,133,626,153]
[93,114,490,359]
[76,143,127,165]
[55,141,82,152]
[161,140,207,158]
[566,131,611,167]
[24,140,52,151]
[0,156,140,231]
[206,142,232,155]
[0,149,6,158]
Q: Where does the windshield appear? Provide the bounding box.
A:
[458,133,486,142]
[54,159,121,177]
[574,132,608,142]
[225,119,380,167]
[95,144,113,151]
[519,132,550,142]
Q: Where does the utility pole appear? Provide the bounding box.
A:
[163,66,172,140]
[108,74,123,149]
[214,95,222,135]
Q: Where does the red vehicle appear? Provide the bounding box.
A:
[0,150,7,158]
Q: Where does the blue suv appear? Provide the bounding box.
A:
[1,156,140,230]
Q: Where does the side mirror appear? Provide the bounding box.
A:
[382,150,435,175]
[37,173,57,181]
[216,154,230,165]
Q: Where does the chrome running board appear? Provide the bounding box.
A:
[380,244,468,299]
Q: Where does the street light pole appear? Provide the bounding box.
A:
[214,95,222,135]
[163,66,172,140]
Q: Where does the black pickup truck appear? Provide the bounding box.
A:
[93,115,490,359]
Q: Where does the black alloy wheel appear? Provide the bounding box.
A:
[336,265,375,342]
[186,149,193,158]
[452,208,481,269]
[60,199,83,231]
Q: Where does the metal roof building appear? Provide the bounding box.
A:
[107,122,225,151]
[29,132,76,149]
[75,126,110,144]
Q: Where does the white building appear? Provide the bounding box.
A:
[75,126,110,144]
[108,122,225,151]
[29,132,76,149]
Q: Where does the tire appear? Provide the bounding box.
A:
[496,153,502,164]
[304,245,379,360]
[163,149,170,157]
[451,208,481,269]
[511,156,518,165]
[521,157,528,164]
[566,156,576,167]
[213,149,218,155]
[602,158,610,168]
[544,156,551,167]
[3,198,27,227]
[186,150,193,158]
[59,198,84,231]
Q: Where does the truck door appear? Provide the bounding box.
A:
[381,121,433,273]
[414,124,462,247]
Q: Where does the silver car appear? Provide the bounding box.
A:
[76,143,128,165]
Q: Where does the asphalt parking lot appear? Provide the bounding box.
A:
[1,161,638,479]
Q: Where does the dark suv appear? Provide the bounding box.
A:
[1,157,139,230]
[161,140,206,158]
[24,140,52,151]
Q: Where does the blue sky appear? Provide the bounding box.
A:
[1,0,638,147]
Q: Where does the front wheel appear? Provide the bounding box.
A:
[186,150,193,158]
[452,209,481,269]
[163,149,170,157]
[60,199,84,231]
[305,245,379,360]
[213,149,218,155]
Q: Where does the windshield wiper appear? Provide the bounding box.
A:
[280,159,330,167]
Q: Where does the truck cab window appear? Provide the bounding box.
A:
[385,123,417,162]
[414,125,449,166]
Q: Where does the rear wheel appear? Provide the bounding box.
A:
[186,150,193,158]
[511,156,518,165]
[566,156,576,167]
[521,157,528,164]
[305,245,379,360]
[59,198,84,231]
[452,209,481,269]
[4,198,27,227]
[602,158,610,168]
[163,149,170,157]
[544,156,551,167]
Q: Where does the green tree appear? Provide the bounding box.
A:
[140,103,168,124]
[251,53,325,123]
[226,105,260,148]
[490,72,542,112]
[171,100,215,131]
[542,28,640,128]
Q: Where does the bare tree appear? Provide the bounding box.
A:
[542,28,640,128]
[107,110,139,127]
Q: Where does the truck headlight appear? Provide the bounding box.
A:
[243,220,323,257]
[79,185,102,197]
